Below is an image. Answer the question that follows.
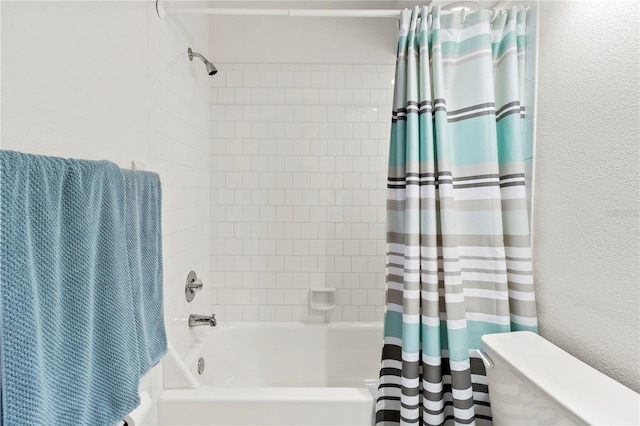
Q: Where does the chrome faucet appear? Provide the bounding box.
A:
[189,313,217,327]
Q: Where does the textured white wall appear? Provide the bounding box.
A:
[535,0,640,392]
[1,1,150,167]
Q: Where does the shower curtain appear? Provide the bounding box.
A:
[376,5,537,426]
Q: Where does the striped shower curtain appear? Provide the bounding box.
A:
[376,5,537,426]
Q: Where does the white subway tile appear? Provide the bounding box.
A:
[218,288,235,305]
[277,273,294,289]
[342,306,359,321]
[370,89,387,107]
[310,72,328,88]
[227,72,243,87]
[301,224,319,240]
[327,106,345,122]
[293,206,310,222]
[319,89,338,106]
[352,257,368,273]
[235,88,251,104]
[335,289,351,305]
[235,289,251,304]
[234,122,251,138]
[283,224,300,240]
[243,71,260,88]
[292,141,310,157]
[276,306,293,321]
[337,89,354,105]
[276,206,293,222]
[285,123,303,139]
[335,257,351,272]
[242,305,260,320]
[302,89,320,105]
[249,223,267,240]
[285,256,301,272]
[327,71,345,88]
[261,273,277,288]
[292,306,309,321]
[318,123,336,138]
[293,272,311,288]
[226,305,243,321]
[226,239,243,255]
[277,71,294,87]
[285,88,303,104]
[276,240,293,256]
[284,105,305,122]
[344,240,360,256]
[362,72,379,88]
[251,88,269,105]
[294,72,311,88]
[250,288,268,305]
[268,122,286,139]
[336,123,354,139]
[326,307,344,322]
[268,88,286,104]
[359,306,376,321]
[353,123,370,139]
[276,105,293,121]
[343,273,359,289]
[368,256,384,273]
[351,289,367,305]
[267,189,284,205]
[260,71,277,87]
[345,107,362,122]
[268,289,284,305]
[259,306,276,321]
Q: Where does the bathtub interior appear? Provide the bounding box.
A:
[196,322,381,389]
[159,322,382,426]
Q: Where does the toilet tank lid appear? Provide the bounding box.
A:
[481,331,640,426]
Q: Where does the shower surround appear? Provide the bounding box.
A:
[209,63,396,322]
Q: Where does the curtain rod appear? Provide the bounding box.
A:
[155,1,519,19]
[158,7,405,18]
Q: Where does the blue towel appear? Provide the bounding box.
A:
[121,170,167,374]
[0,151,166,426]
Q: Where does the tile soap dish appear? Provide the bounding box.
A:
[309,288,336,311]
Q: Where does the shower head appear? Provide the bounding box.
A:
[188,47,217,76]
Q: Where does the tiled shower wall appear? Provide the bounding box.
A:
[148,11,211,358]
[209,63,395,322]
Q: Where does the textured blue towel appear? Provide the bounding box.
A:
[122,170,167,374]
[0,151,166,426]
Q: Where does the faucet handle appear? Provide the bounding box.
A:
[187,278,203,291]
[185,271,203,302]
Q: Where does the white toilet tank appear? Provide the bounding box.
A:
[480,331,640,425]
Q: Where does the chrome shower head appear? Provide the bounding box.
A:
[188,47,217,76]
[205,61,217,76]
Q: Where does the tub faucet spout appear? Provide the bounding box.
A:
[189,313,217,327]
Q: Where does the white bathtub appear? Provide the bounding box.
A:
[158,322,383,426]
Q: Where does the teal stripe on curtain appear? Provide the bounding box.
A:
[376,5,537,426]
